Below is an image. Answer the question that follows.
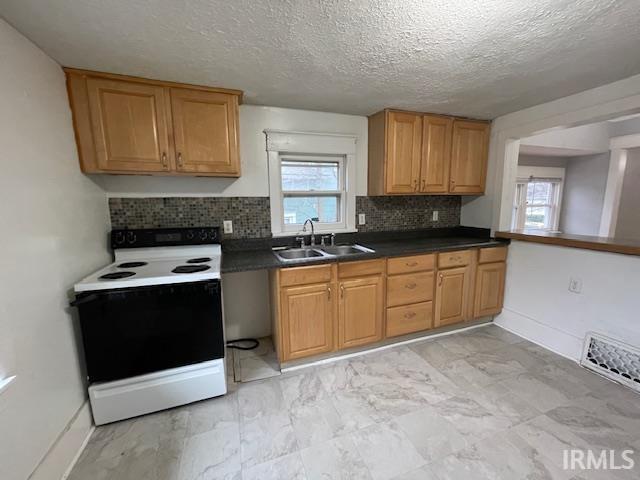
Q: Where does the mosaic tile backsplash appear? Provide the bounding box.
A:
[355,196,460,232]
[109,195,461,238]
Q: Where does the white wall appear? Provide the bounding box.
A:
[93,105,369,197]
[615,147,640,239]
[559,153,610,236]
[519,121,610,156]
[500,241,640,360]
[465,73,640,360]
[0,20,110,480]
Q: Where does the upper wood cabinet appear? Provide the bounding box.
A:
[368,109,489,195]
[86,78,172,173]
[170,88,240,175]
[450,120,490,194]
[385,111,423,193]
[65,69,242,177]
[421,115,453,193]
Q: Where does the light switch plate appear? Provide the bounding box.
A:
[432,210,439,221]
[358,213,366,225]
[223,220,233,234]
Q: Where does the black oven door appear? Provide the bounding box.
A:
[74,280,224,383]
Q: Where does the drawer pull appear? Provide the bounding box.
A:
[405,283,417,290]
[327,287,331,300]
[406,261,418,267]
[404,311,416,319]
[340,284,344,298]
[438,273,443,286]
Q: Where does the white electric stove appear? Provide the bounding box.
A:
[72,227,226,425]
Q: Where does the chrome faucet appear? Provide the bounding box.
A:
[302,218,316,246]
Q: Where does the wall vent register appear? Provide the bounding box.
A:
[581,332,640,394]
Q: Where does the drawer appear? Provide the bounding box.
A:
[387,254,435,275]
[386,302,433,338]
[387,271,434,307]
[438,250,472,269]
[478,246,507,264]
[280,264,333,287]
[339,259,384,278]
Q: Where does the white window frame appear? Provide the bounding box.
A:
[265,130,357,236]
[512,166,565,231]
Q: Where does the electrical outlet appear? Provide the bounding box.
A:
[432,210,439,222]
[568,277,582,294]
[223,220,233,234]
[358,213,366,225]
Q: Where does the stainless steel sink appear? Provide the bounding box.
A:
[320,245,371,255]
[273,243,375,262]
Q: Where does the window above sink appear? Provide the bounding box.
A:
[265,130,358,237]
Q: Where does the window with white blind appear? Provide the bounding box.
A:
[265,130,357,236]
[512,166,564,231]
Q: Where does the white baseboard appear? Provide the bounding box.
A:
[495,307,583,362]
[29,401,94,480]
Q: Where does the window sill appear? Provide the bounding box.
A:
[272,228,359,238]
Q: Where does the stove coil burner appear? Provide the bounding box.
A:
[99,271,136,280]
[172,265,211,274]
[117,261,148,268]
[186,257,212,264]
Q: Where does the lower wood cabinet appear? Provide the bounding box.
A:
[474,261,506,317]
[434,266,471,328]
[338,275,384,349]
[386,301,433,338]
[271,247,507,363]
[280,282,335,361]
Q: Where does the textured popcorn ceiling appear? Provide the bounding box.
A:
[2,0,640,118]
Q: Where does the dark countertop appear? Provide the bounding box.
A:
[221,228,508,273]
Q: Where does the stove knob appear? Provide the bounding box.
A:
[209,230,217,240]
[126,232,137,244]
[199,230,208,240]
[186,230,195,240]
[114,232,125,245]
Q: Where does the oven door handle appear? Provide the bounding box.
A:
[69,293,99,307]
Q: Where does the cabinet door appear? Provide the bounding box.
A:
[86,78,171,172]
[339,276,384,349]
[385,112,422,193]
[281,283,334,361]
[170,88,240,176]
[434,266,470,327]
[473,262,506,318]
[449,121,490,194]
[420,115,453,193]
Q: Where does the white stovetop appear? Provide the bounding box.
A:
[74,245,221,292]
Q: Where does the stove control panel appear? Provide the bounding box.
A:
[111,227,220,249]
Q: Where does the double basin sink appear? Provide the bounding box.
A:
[273,244,374,262]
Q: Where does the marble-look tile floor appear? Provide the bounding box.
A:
[69,325,640,480]
[231,336,281,383]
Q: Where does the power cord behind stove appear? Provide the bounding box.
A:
[226,338,260,350]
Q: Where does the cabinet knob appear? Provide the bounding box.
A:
[340,284,344,298]
[438,273,443,286]
[327,287,331,300]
